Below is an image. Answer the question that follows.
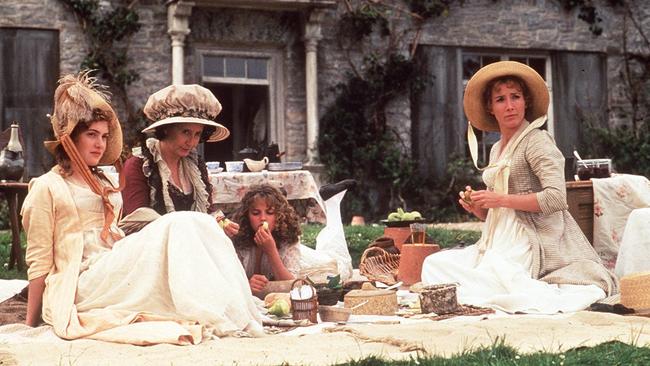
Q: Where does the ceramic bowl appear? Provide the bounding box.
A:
[225,161,244,172]
[206,161,221,173]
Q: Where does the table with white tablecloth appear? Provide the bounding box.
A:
[209,170,326,222]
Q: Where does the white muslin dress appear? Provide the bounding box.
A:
[68,179,264,342]
[421,138,606,314]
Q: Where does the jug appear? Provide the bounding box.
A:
[0,123,24,181]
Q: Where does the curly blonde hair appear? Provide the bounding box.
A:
[232,184,302,250]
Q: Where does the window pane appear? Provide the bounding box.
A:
[204,56,224,77]
[462,55,480,80]
[225,57,246,78]
[247,58,267,79]
[510,56,527,64]
[482,56,500,66]
[529,57,546,80]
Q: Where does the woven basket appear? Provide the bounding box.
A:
[620,271,650,311]
[359,246,400,285]
[290,279,318,323]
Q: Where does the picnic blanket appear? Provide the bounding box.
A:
[0,311,648,365]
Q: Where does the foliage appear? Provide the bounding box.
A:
[558,0,625,36]
[0,231,27,280]
[59,0,143,147]
[318,52,424,221]
[584,123,650,178]
[339,4,390,40]
[405,0,459,20]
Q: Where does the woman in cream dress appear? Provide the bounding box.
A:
[421,61,617,313]
[22,72,262,345]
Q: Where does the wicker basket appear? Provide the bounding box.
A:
[359,246,400,285]
[620,271,650,311]
[290,278,318,323]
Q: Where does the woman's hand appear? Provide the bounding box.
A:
[470,190,504,209]
[254,224,278,255]
[249,274,269,294]
[223,221,239,238]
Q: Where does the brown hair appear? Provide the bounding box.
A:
[482,75,532,114]
[231,184,302,250]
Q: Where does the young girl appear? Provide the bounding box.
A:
[22,72,262,345]
[231,184,353,294]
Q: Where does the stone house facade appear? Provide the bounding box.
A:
[0,0,647,180]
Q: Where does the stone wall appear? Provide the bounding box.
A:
[315,0,649,146]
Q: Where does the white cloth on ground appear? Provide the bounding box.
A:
[615,207,650,278]
[299,189,353,281]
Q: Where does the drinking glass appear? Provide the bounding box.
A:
[409,223,427,244]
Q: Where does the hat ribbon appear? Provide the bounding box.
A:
[60,134,125,242]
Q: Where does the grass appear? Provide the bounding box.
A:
[0,230,26,280]
[301,224,481,267]
[334,340,650,365]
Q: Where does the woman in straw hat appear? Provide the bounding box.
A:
[21,72,263,344]
[121,84,238,233]
[421,61,617,313]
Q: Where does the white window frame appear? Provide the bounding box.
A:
[196,47,285,152]
[458,51,553,164]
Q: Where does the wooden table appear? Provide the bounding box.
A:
[0,182,28,270]
[566,180,594,244]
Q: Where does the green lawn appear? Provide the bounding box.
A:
[336,340,650,365]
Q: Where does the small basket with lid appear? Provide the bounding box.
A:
[290,278,318,323]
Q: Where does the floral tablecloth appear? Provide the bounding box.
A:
[592,174,650,270]
[210,170,325,222]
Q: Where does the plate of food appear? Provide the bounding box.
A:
[268,162,303,171]
[380,208,431,227]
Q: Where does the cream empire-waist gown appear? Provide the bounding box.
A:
[420,143,605,314]
[67,179,264,343]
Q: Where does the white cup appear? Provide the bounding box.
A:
[225,161,244,172]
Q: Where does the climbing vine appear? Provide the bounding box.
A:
[59,0,145,147]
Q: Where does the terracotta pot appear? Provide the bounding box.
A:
[397,244,440,285]
[350,216,365,226]
[382,227,412,251]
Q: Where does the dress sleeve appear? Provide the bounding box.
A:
[279,243,302,277]
[121,156,150,216]
[526,130,568,214]
[22,178,55,280]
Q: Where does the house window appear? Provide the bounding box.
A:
[198,49,284,162]
[461,52,553,166]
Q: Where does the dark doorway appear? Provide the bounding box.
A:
[204,83,269,162]
[0,28,59,178]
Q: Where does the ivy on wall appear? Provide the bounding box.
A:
[59,0,145,148]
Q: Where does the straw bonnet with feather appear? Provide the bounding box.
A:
[45,71,123,165]
[142,84,230,143]
[463,61,550,132]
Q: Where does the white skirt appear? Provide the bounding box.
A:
[75,211,264,338]
[421,208,605,313]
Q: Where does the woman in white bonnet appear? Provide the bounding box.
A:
[121,85,240,234]
[22,72,263,345]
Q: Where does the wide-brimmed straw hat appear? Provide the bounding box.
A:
[463,61,550,132]
[142,84,230,142]
[620,271,650,311]
[44,71,123,165]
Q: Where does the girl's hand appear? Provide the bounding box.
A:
[254,224,277,254]
[223,221,240,238]
[249,274,269,293]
